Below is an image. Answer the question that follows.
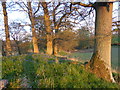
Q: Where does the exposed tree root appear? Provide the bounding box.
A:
[85,53,115,83]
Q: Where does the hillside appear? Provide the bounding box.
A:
[1,54,120,88]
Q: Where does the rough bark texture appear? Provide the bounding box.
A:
[41,2,53,55]
[2,2,12,56]
[28,2,39,53]
[86,2,115,82]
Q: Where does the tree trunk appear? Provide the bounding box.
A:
[53,38,58,55]
[27,2,39,54]
[0,40,2,56]
[16,42,21,55]
[53,26,59,55]
[41,2,53,55]
[14,39,21,55]
[2,2,12,56]
[87,2,115,82]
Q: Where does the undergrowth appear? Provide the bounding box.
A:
[2,54,120,88]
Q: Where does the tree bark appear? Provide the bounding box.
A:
[27,2,39,53]
[14,39,21,55]
[53,26,59,55]
[87,2,115,82]
[41,2,53,55]
[2,2,12,56]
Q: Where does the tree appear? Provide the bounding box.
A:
[41,2,53,55]
[9,22,29,55]
[27,2,40,53]
[41,2,87,55]
[10,22,21,55]
[0,40,2,56]
[35,16,47,52]
[41,2,76,55]
[57,30,78,52]
[72,2,115,82]
[16,1,40,53]
[52,3,73,55]
[51,2,84,55]
[2,2,12,56]
[76,27,94,49]
[89,2,114,82]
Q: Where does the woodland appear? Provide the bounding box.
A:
[0,0,120,88]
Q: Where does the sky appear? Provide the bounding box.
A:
[0,1,119,40]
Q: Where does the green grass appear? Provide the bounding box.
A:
[58,51,69,56]
[2,54,120,88]
[68,46,119,71]
[111,46,119,70]
[68,52,93,60]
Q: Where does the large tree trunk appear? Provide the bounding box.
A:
[27,2,39,54]
[2,2,12,56]
[41,2,53,55]
[87,2,115,82]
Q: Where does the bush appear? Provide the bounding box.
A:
[2,55,120,88]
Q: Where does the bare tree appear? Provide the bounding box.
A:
[2,2,12,56]
[9,22,28,55]
[51,2,92,55]
[16,1,40,53]
[41,2,53,55]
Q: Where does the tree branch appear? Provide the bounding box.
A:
[72,2,93,7]
[34,2,41,15]
[16,2,28,13]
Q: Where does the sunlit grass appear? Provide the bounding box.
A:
[68,46,119,71]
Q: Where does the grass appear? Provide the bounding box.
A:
[2,54,120,88]
[111,46,119,70]
[68,46,119,71]
[68,52,92,60]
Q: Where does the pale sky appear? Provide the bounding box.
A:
[0,1,119,40]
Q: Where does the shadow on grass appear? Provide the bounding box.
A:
[22,55,38,88]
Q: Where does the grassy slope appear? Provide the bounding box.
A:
[2,54,120,88]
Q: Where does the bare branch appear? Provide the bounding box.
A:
[72,2,93,7]
[53,2,61,13]
[34,2,41,15]
[52,2,61,27]
[16,2,28,13]
[57,10,73,27]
